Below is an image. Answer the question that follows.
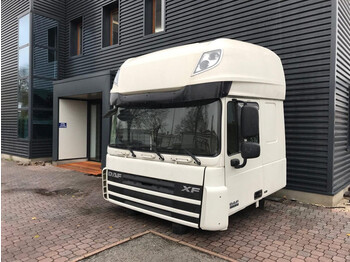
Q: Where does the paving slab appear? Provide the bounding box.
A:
[1,160,350,262]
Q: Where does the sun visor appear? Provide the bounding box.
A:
[110,81,231,109]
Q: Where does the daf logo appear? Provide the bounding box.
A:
[108,171,122,179]
[182,186,200,194]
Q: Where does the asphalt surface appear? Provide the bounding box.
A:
[82,233,226,262]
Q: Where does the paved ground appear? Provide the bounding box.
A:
[81,233,226,262]
[1,160,350,262]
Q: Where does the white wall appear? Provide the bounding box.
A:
[58,99,87,160]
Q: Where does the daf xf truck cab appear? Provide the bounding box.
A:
[103,38,286,231]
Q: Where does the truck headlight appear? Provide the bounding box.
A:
[193,49,222,75]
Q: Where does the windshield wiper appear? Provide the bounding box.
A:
[110,143,136,157]
[152,147,164,161]
[128,147,136,157]
[137,145,164,161]
[111,132,136,158]
[183,149,201,166]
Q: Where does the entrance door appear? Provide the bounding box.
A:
[58,99,88,160]
[88,101,102,162]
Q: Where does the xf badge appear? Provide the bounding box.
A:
[182,186,200,193]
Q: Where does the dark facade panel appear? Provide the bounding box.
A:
[1,0,31,158]
[31,140,53,158]
[333,0,350,194]
[60,0,333,194]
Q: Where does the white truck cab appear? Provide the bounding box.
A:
[103,38,286,231]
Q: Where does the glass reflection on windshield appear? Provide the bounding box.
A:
[110,100,221,156]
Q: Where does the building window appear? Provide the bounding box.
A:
[32,14,58,140]
[145,0,165,35]
[48,27,57,62]
[18,14,30,47]
[103,2,119,47]
[18,14,30,139]
[70,17,82,56]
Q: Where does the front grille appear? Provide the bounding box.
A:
[108,195,199,224]
[106,169,203,226]
[107,170,202,200]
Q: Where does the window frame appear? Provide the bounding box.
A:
[70,17,83,57]
[16,11,60,141]
[47,26,58,63]
[17,12,32,140]
[226,100,260,156]
[77,21,82,55]
[32,13,59,141]
[109,100,223,158]
[227,100,241,156]
[102,1,120,48]
[144,0,165,36]
[109,8,119,46]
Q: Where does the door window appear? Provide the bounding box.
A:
[227,101,240,155]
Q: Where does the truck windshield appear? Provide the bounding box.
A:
[110,100,221,156]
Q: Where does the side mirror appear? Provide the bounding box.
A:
[241,104,259,138]
[231,142,260,168]
[231,102,260,169]
[241,142,260,159]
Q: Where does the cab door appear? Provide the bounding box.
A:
[224,97,264,215]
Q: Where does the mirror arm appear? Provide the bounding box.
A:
[231,158,247,169]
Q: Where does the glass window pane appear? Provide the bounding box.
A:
[34,46,57,78]
[48,49,57,62]
[112,10,118,45]
[110,113,118,145]
[48,27,57,48]
[18,110,29,138]
[78,23,82,54]
[33,78,53,109]
[18,78,29,108]
[70,17,82,56]
[110,101,221,156]
[227,101,239,155]
[19,14,30,47]
[154,0,163,33]
[33,110,53,139]
[18,46,30,78]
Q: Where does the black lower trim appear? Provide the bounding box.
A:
[108,194,199,224]
[109,81,231,109]
[108,184,200,213]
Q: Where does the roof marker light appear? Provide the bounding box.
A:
[193,49,222,75]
